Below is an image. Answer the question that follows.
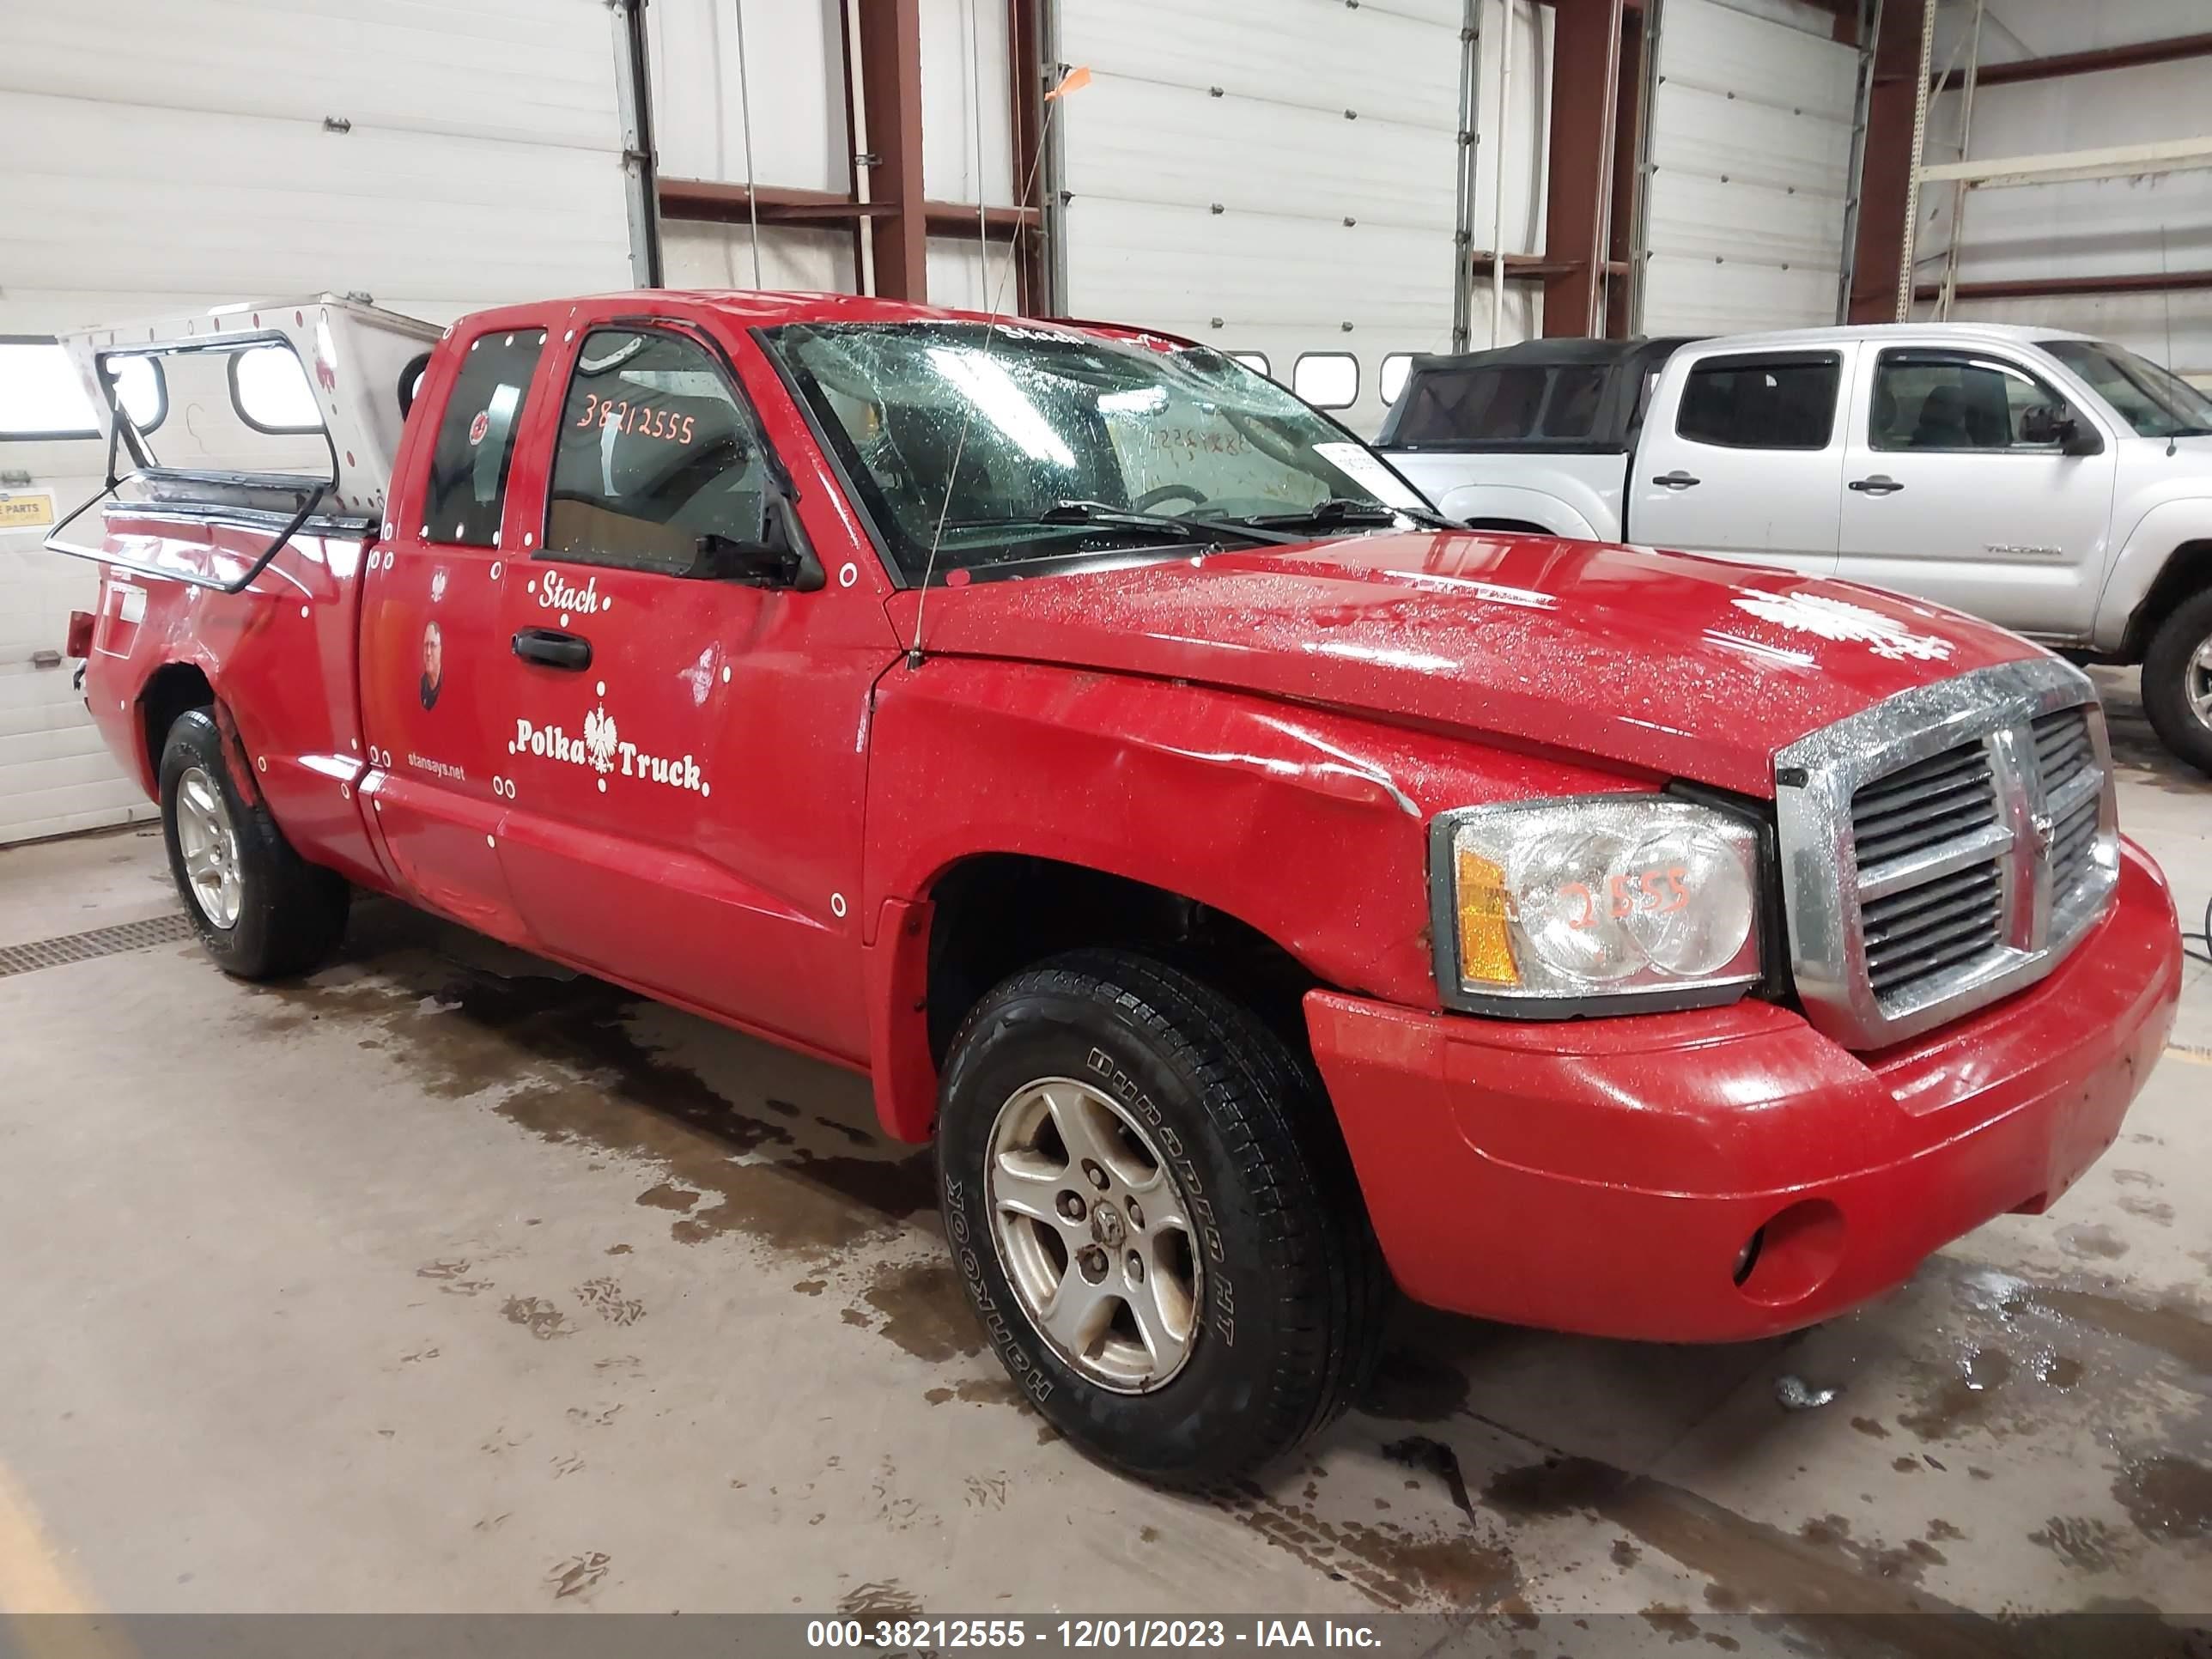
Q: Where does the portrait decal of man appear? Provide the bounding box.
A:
[420,619,444,712]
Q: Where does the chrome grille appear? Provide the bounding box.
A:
[1861,860,2003,1002]
[1850,741,1999,867]
[1775,659,2121,1049]
[2033,706,2094,793]
[2034,707,2103,904]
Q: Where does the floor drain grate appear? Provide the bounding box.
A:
[0,912,196,978]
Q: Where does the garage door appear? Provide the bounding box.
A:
[1054,0,1543,437]
[0,0,635,845]
[1639,0,1856,336]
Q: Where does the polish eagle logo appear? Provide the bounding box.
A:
[583,705,618,774]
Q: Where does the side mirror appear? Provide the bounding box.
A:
[2021,404,2101,455]
[690,498,824,590]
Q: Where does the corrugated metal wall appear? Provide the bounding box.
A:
[1639,0,1857,336]
[1054,0,1548,436]
[0,0,634,844]
[652,0,1012,303]
[1920,0,2212,378]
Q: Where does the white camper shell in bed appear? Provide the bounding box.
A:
[45,296,440,592]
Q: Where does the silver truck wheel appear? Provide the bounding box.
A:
[987,1075,1201,1392]
[2142,590,2212,776]
[935,949,1389,1487]
[174,764,244,929]
[158,708,349,979]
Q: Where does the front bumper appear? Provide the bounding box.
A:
[1306,840,2182,1342]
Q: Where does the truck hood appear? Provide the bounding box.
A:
[890,531,2046,797]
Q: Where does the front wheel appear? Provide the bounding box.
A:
[936,950,1387,1486]
[2142,589,2212,776]
[159,708,349,978]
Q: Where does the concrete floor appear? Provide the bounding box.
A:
[1,669,2207,1643]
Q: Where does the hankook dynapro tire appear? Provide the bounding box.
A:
[159,708,350,978]
[2142,589,2212,777]
[936,948,1388,1486]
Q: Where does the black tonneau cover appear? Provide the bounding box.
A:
[1377,336,1702,455]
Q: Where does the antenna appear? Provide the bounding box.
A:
[733,0,763,288]
[906,64,1089,670]
[2161,223,2178,456]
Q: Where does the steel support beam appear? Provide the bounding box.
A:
[1605,1,1649,337]
[1540,0,1626,337]
[1915,269,2212,303]
[609,0,665,288]
[1006,0,1048,313]
[1919,136,2212,190]
[1844,0,1928,321]
[1931,31,2212,91]
[658,179,1038,240]
[854,0,927,300]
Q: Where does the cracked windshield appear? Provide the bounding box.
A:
[761,319,1428,584]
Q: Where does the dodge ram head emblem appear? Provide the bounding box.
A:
[2029,811,2056,853]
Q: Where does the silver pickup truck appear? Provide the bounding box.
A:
[1376,324,2212,775]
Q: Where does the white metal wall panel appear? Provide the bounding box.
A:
[1055,0,1548,435]
[1641,0,1856,336]
[1917,2,2212,376]
[921,0,1016,207]
[650,0,850,196]
[662,223,860,294]
[0,0,633,845]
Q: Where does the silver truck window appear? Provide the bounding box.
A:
[1676,353,1840,451]
[1870,350,2073,452]
[423,330,545,546]
[543,328,771,577]
[2040,339,2212,440]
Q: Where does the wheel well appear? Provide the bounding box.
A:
[923,855,1319,1066]
[2125,540,2212,659]
[139,663,215,779]
[1460,517,1553,537]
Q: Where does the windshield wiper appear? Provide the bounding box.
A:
[1228,497,1451,532]
[945,500,1301,545]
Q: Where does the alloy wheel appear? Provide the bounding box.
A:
[985,1076,1203,1392]
[175,765,243,929]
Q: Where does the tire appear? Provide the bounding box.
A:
[936,948,1388,1486]
[2142,589,2212,776]
[158,708,349,978]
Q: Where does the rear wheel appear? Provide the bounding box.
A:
[2142,589,2212,776]
[159,708,349,977]
[936,949,1387,1486]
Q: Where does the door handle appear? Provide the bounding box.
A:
[1652,470,1701,489]
[511,628,592,671]
[1849,475,1905,495]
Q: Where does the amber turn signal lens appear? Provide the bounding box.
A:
[1454,846,1519,986]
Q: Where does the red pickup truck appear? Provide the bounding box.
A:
[52,290,2181,1486]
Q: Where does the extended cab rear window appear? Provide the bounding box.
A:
[423,329,545,545]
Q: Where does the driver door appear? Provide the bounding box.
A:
[485,313,886,1060]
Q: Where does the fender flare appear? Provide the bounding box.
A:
[2093,500,2212,655]
[1432,484,1603,541]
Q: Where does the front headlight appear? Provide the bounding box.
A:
[1430,796,1762,1015]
